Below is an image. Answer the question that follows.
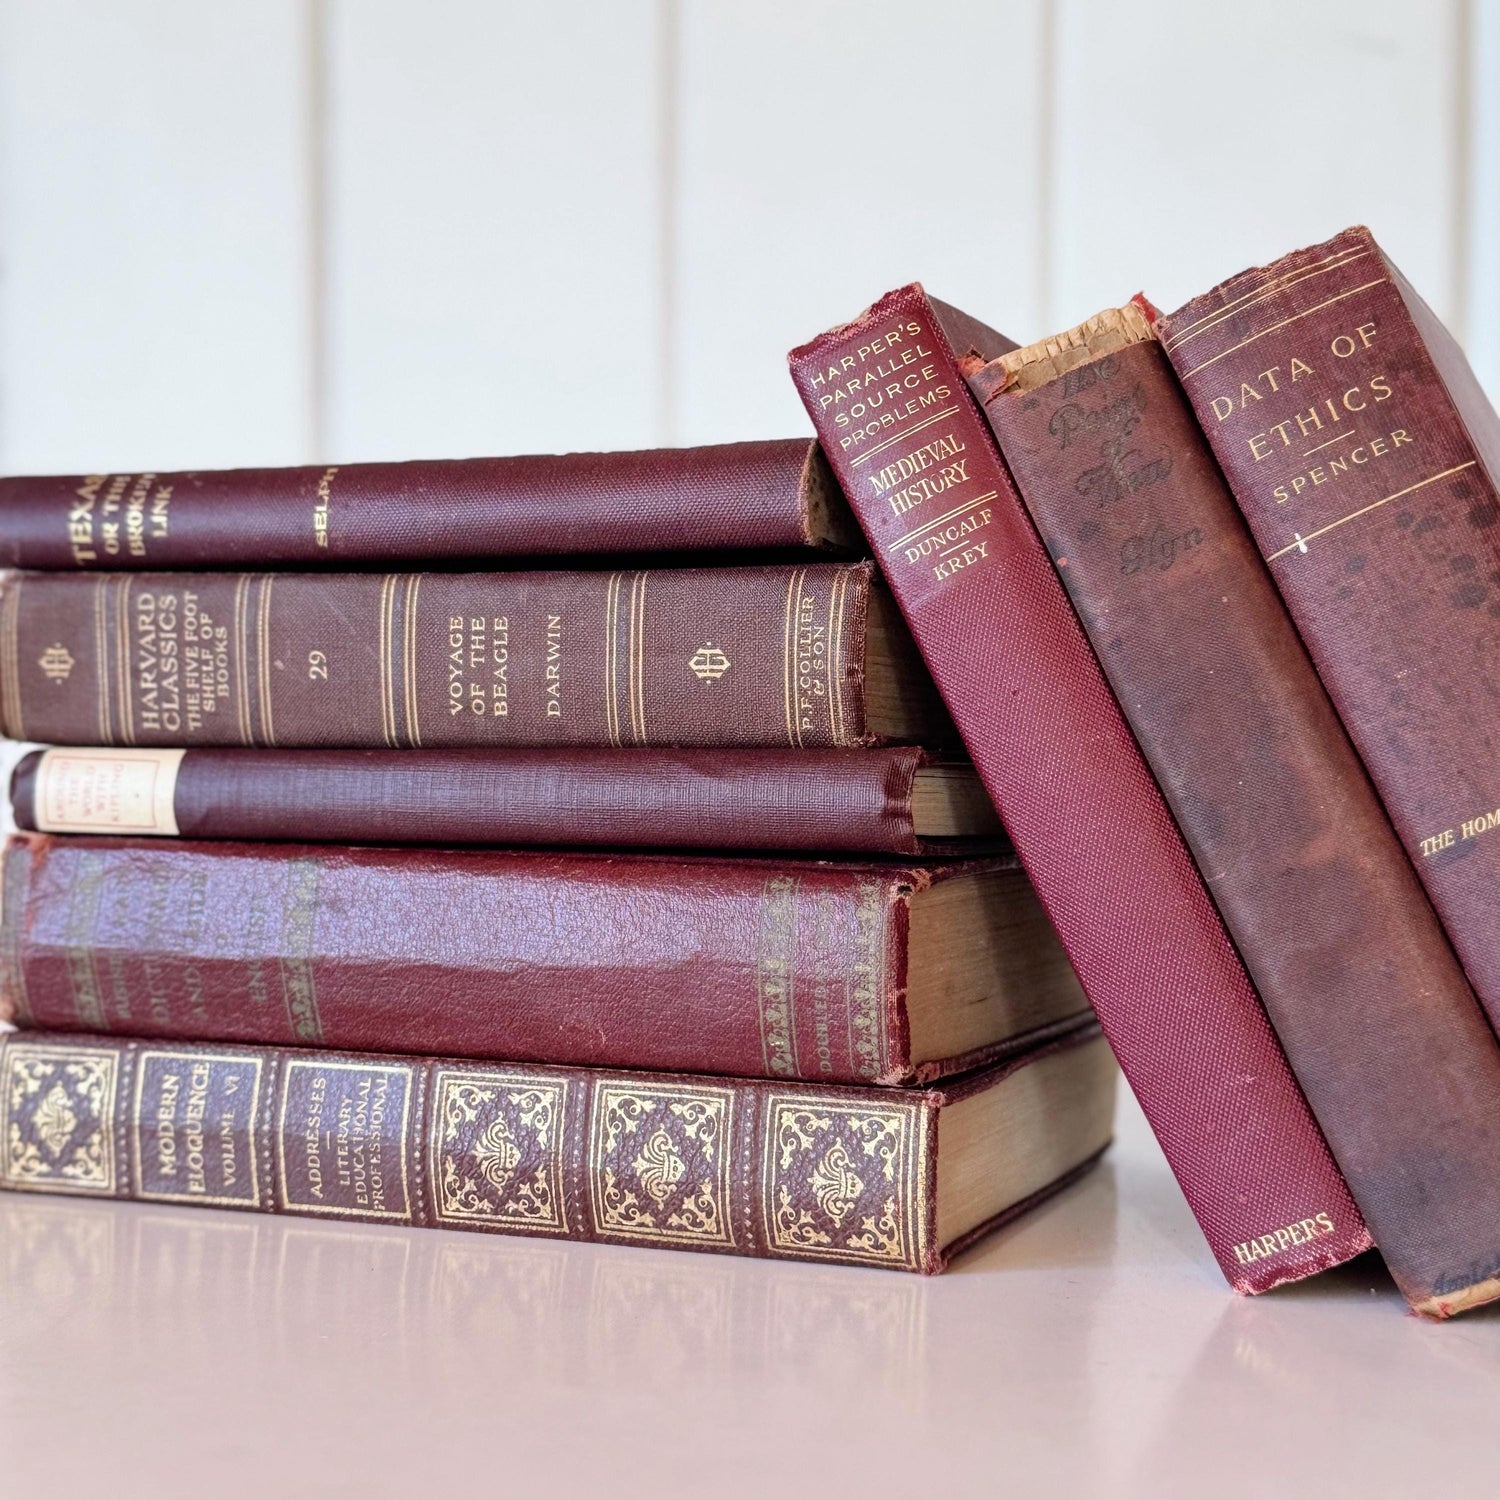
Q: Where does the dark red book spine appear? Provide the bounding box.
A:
[0,562,927,751]
[790,285,1370,1294]
[0,439,858,569]
[1158,227,1500,1042]
[8,745,979,855]
[973,306,1500,1317]
[0,1023,1112,1272]
[0,835,1056,1087]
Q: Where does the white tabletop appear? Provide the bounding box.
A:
[1,1087,1495,1499]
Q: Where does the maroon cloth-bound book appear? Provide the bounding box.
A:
[0,562,953,751]
[790,286,1371,1295]
[0,1023,1116,1272]
[973,304,1500,1319]
[0,439,859,569]
[8,745,1002,854]
[1158,227,1500,1048]
[0,835,1088,1087]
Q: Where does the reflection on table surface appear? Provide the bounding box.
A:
[1,1095,1496,1498]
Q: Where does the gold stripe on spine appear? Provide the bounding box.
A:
[114,578,135,745]
[93,577,111,744]
[0,1039,120,1195]
[377,574,397,748]
[231,577,250,744]
[430,1068,569,1233]
[588,1079,735,1247]
[846,880,888,1080]
[277,856,324,1043]
[0,578,24,741]
[403,575,423,748]
[780,570,797,747]
[63,849,108,1029]
[256,576,276,747]
[761,1093,922,1268]
[754,873,800,1077]
[825,568,842,744]
[602,571,621,748]
[629,571,648,745]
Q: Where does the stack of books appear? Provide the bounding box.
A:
[3,224,1498,1320]
[0,438,1114,1273]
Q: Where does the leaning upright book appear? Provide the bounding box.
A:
[790,287,1369,1294]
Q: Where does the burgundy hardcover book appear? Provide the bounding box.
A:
[790,286,1370,1294]
[9,745,1003,855]
[0,439,859,569]
[972,304,1500,1318]
[0,563,953,751]
[0,835,1088,1087]
[0,1023,1115,1272]
[1157,227,1500,1039]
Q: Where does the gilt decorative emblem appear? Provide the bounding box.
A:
[591,1083,734,1246]
[39,644,74,682]
[809,1140,864,1227]
[633,1127,686,1206]
[431,1070,568,1233]
[689,643,731,682]
[0,1046,118,1194]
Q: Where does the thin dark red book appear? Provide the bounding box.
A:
[971,303,1500,1319]
[0,834,1087,1088]
[0,439,859,569]
[8,745,1002,854]
[790,286,1370,1294]
[0,1022,1117,1272]
[1158,226,1500,1039]
[0,563,953,751]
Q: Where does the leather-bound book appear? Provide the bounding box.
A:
[1157,227,1500,1031]
[0,1021,1115,1272]
[9,745,1003,855]
[0,835,1087,1087]
[0,562,954,750]
[972,304,1500,1319]
[0,439,859,569]
[790,287,1370,1294]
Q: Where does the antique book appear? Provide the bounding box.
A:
[9,745,1003,854]
[790,286,1371,1294]
[1158,227,1500,1033]
[0,835,1086,1087]
[0,1021,1115,1272]
[0,439,859,569]
[972,303,1500,1318]
[0,562,954,750]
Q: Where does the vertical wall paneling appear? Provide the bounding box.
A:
[322,0,664,460]
[0,0,314,472]
[1050,0,1463,326]
[671,1,1051,445]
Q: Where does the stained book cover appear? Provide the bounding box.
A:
[0,438,860,568]
[0,834,1083,1087]
[972,303,1500,1319]
[1157,226,1500,1045]
[0,1024,1115,1274]
[789,285,1371,1294]
[0,562,945,751]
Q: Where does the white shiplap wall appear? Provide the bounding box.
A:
[1,0,1494,474]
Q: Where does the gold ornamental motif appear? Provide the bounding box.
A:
[0,1046,118,1195]
[762,1097,923,1268]
[809,1140,864,1227]
[431,1070,568,1233]
[633,1127,686,1205]
[38,643,74,682]
[590,1083,734,1247]
[689,643,731,682]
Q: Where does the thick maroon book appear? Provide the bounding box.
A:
[1158,227,1500,1043]
[790,286,1371,1295]
[0,562,953,751]
[8,745,1001,854]
[0,835,1088,1087]
[973,303,1500,1319]
[0,1022,1115,1272]
[0,439,859,568]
